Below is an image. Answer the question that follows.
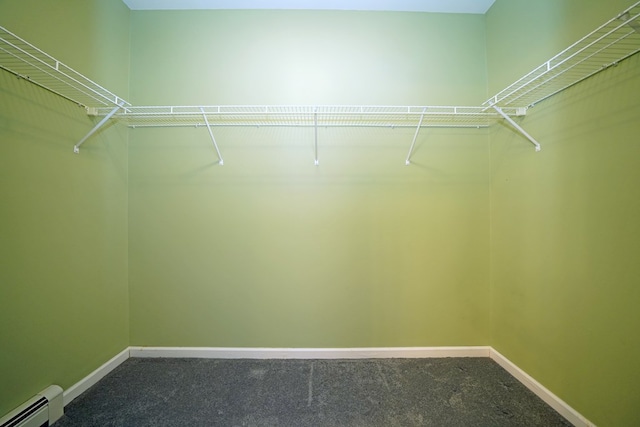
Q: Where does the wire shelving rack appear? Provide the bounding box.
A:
[0,26,130,109]
[103,105,519,129]
[1,1,639,160]
[484,1,640,109]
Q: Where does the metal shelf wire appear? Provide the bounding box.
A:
[485,0,640,109]
[98,105,522,129]
[2,1,639,156]
[0,26,130,109]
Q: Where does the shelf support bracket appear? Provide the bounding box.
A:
[493,106,541,152]
[314,108,319,166]
[200,107,224,165]
[619,12,640,33]
[405,108,426,165]
[74,101,125,153]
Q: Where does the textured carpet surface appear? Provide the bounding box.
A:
[54,357,572,426]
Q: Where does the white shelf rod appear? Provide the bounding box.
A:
[528,34,640,108]
[405,108,426,165]
[314,108,319,166]
[200,107,224,165]
[1,26,130,108]
[1,59,83,108]
[484,1,640,108]
[126,123,489,129]
[493,106,541,152]
[73,101,126,153]
[506,13,640,108]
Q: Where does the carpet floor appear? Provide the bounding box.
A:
[54,357,572,426]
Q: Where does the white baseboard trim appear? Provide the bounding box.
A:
[128,346,491,359]
[489,348,594,427]
[63,347,130,406]
[62,346,593,427]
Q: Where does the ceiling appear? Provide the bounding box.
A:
[122,0,497,14]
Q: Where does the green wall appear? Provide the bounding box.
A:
[0,0,130,416]
[487,1,640,425]
[127,10,491,347]
[129,10,487,106]
[2,1,640,425]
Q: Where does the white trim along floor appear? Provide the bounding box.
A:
[61,346,592,427]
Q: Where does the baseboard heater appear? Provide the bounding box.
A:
[0,386,63,427]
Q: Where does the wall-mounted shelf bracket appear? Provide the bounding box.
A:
[493,106,541,152]
[314,108,319,166]
[619,10,640,33]
[405,108,426,165]
[200,107,224,165]
[73,101,125,153]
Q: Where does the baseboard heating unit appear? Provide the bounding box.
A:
[0,386,63,427]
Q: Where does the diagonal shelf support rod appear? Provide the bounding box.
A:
[74,101,125,153]
[314,108,319,166]
[493,106,541,152]
[405,108,426,165]
[200,107,224,165]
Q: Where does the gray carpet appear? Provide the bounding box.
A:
[54,358,571,426]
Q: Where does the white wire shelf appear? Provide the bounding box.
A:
[3,2,639,157]
[0,25,130,109]
[485,0,640,109]
[94,105,524,129]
